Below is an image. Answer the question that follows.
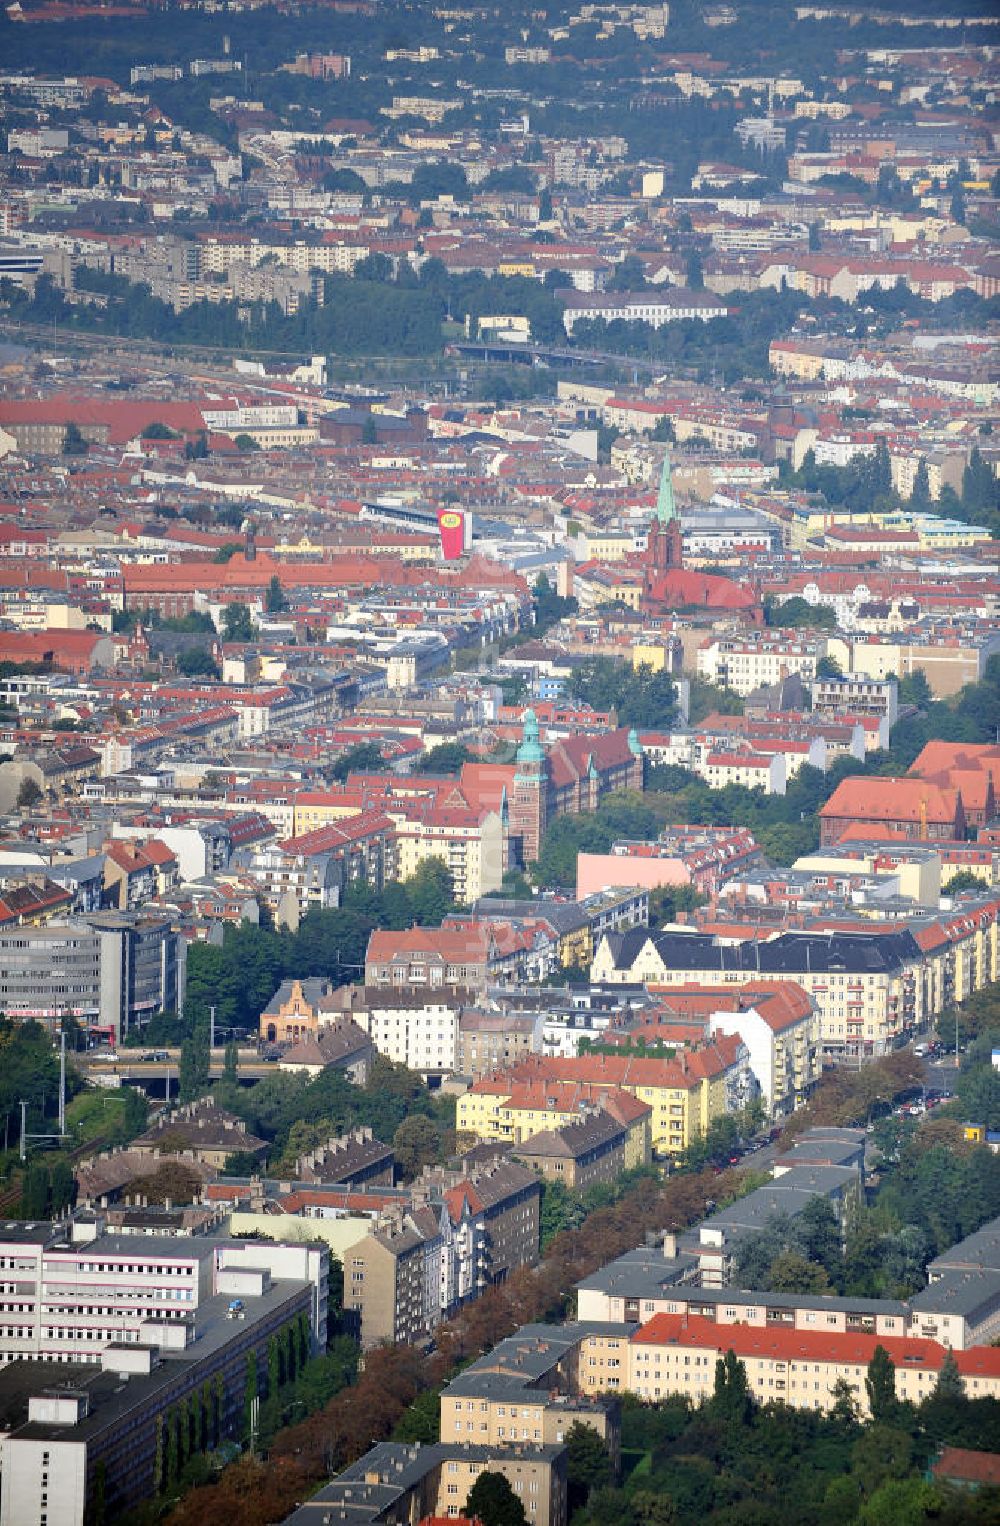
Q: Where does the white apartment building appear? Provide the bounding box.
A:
[697,633,826,696]
[358,1001,459,1078]
[0,1226,202,1366]
[0,1225,328,1369]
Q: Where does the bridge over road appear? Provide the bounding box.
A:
[79,1048,276,1095]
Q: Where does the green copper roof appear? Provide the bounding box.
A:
[656,450,678,524]
[515,707,545,766]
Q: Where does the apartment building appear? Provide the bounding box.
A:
[457,1010,539,1079]
[0,911,185,1043]
[393,803,506,903]
[697,633,825,696]
[129,1097,266,1171]
[592,926,931,1061]
[513,1109,631,1192]
[442,1161,541,1300]
[577,1314,1000,1414]
[621,980,822,1118]
[0,1247,319,1526]
[457,1045,746,1160]
[440,1321,622,1460]
[577,1248,908,1340]
[342,1162,541,1347]
[561,287,726,334]
[357,996,460,1078]
[811,675,899,724]
[248,812,397,917]
[279,1441,568,1526]
[343,1203,446,1348]
[365,925,496,997]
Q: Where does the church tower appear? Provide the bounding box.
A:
[511,708,548,867]
[644,450,682,597]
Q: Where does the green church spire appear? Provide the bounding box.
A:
[656,449,678,525]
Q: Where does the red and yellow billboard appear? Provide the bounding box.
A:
[437,507,466,560]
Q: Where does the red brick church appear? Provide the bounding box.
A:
[640,453,761,619]
[510,713,644,865]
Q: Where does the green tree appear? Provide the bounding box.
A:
[865,1345,898,1424]
[934,1348,964,1401]
[393,1386,441,1444]
[407,858,456,921]
[414,742,473,775]
[221,602,255,642]
[165,1404,179,1486]
[20,1162,50,1218]
[800,1195,843,1284]
[465,1471,528,1526]
[943,870,987,895]
[909,458,931,511]
[49,1157,75,1214]
[851,1423,913,1495]
[63,421,88,455]
[153,1414,165,1493]
[177,645,220,678]
[711,1349,753,1425]
[178,1022,210,1103]
[234,432,260,451]
[223,1039,239,1083]
[392,1115,441,1179]
[565,1420,613,1512]
[16,777,43,810]
[632,1490,678,1526]
[330,742,384,781]
[243,1350,258,1447]
[266,575,288,613]
[767,1248,831,1293]
[768,596,838,631]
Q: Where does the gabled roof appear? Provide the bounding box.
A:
[632,1310,1000,1381]
[820,775,961,826]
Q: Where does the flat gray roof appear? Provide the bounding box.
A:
[7,1281,311,1446]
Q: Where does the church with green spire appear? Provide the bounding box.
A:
[644,450,683,597]
[640,449,761,619]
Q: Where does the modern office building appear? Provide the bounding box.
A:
[0,911,185,1041]
[0,1224,327,1526]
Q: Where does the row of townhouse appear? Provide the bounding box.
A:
[456,1039,752,1160]
[220,1156,541,1352]
[341,1159,541,1348]
[438,1223,1000,1432]
[578,1229,1000,1355]
[696,630,827,696]
[576,823,766,900]
[592,907,1000,1061]
[576,1314,1000,1413]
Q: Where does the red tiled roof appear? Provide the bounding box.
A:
[820,775,961,826]
[632,1311,1000,1379]
[367,925,493,964]
[932,1447,1000,1487]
